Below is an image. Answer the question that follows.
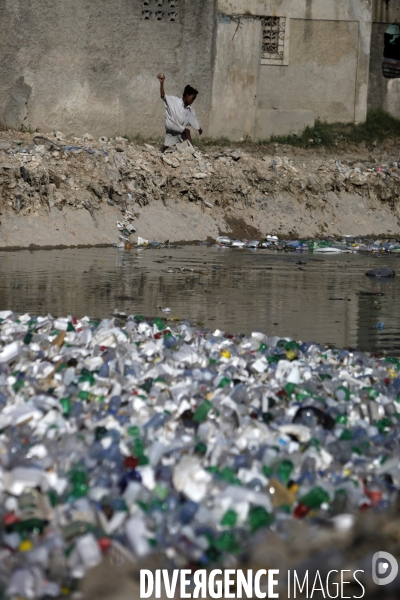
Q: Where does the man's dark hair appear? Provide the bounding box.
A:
[183,85,198,96]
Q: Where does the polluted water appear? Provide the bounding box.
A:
[1,244,400,353]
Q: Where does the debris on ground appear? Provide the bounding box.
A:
[1,131,400,235]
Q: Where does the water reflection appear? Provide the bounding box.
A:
[0,246,399,353]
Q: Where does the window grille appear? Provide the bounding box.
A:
[142,0,179,21]
[260,16,286,61]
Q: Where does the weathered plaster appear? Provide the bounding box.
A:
[0,0,390,140]
[218,0,372,21]
[209,17,262,140]
[256,108,314,138]
[0,0,217,137]
[258,19,360,124]
[372,0,400,23]
[210,0,372,139]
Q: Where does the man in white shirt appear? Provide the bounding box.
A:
[157,74,203,152]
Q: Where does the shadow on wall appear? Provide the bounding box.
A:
[2,76,32,130]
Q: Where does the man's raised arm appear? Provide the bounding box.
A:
[157,73,165,99]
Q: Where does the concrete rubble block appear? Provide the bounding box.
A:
[162,155,180,168]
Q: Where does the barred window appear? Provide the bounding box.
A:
[261,16,286,63]
[142,0,179,22]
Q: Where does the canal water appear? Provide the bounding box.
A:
[0,245,399,354]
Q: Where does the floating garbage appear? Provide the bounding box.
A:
[216,236,231,247]
[216,234,400,255]
[0,310,400,595]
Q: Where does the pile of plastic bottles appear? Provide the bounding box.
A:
[0,309,400,596]
[216,235,400,253]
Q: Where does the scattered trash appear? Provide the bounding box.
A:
[231,239,247,248]
[215,235,400,257]
[216,236,231,247]
[3,135,400,243]
[176,140,195,155]
[202,200,214,208]
[374,321,385,330]
[32,136,98,156]
[137,237,149,246]
[114,210,137,244]
[0,309,399,595]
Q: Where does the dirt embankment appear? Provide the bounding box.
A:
[1,131,400,249]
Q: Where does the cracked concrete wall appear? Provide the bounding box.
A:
[3,76,32,130]
[209,17,262,139]
[210,0,373,139]
[0,0,389,141]
[258,19,360,124]
[0,0,217,137]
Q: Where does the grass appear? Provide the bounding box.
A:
[122,132,154,145]
[196,136,237,150]
[119,110,400,151]
[263,109,400,148]
[193,110,400,150]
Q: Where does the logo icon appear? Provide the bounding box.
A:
[372,551,398,586]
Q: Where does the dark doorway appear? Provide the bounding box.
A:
[384,23,400,59]
[382,23,400,78]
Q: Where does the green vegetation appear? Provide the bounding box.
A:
[264,110,400,148]
[196,110,400,150]
[196,135,235,149]
[120,110,400,150]
[19,124,40,134]
[122,132,154,144]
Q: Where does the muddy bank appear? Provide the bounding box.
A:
[1,131,400,248]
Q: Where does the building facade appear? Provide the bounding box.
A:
[0,0,398,140]
[210,0,372,140]
[0,0,217,138]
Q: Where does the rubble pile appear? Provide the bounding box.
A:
[1,132,400,225]
[1,309,400,596]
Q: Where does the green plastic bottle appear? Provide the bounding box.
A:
[193,400,212,423]
[300,486,329,509]
[248,506,273,531]
[221,509,238,527]
[68,464,89,499]
[276,459,294,485]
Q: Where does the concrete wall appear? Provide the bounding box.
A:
[209,17,262,139]
[209,0,372,139]
[0,0,392,140]
[372,0,400,23]
[0,0,217,137]
[258,19,359,124]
